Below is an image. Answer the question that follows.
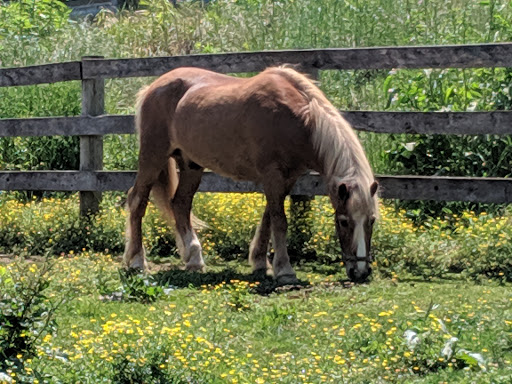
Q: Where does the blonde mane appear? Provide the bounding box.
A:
[266,67,377,212]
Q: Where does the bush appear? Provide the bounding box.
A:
[0,260,69,382]
[383,68,512,219]
[0,0,71,39]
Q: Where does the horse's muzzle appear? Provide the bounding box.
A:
[347,264,372,283]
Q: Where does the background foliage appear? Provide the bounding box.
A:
[2,0,512,215]
[0,193,510,282]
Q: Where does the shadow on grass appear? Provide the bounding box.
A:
[108,265,361,303]
[152,267,310,295]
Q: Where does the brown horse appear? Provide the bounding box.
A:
[123,66,379,284]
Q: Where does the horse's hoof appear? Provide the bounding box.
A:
[275,274,300,287]
[252,268,271,281]
[124,258,148,272]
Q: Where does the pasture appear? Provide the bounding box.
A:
[1,252,511,383]
[0,195,511,383]
[1,0,512,383]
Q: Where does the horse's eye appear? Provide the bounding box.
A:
[338,216,349,227]
[369,217,376,226]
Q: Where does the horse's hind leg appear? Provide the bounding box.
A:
[249,205,272,275]
[124,155,167,270]
[123,179,153,270]
[172,165,205,271]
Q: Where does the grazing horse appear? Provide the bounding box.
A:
[123,66,379,284]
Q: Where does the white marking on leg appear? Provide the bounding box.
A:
[249,223,269,270]
[130,248,147,270]
[175,231,186,259]
[182,229,204,269]
[249,224,261,265]
[271,233,295,279]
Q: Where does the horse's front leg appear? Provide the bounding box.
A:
[264,181,299,286]
[172,167,205,271]
[249,205,272,276]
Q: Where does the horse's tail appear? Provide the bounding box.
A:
[136,79,207,230]
[150,156,208,231]
[150,157,179,226]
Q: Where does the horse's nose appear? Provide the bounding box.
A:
[348,267,356,281]
[348,265,372,283]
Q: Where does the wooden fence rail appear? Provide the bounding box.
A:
[3,43,512,87]
[3,111,512,137]
[0,172,511,204]
[1,43,512,214]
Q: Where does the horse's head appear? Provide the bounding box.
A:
[330,180,379,283]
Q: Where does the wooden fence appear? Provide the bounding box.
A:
[1,43,512,216]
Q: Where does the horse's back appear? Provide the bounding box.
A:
[169,69,314,180]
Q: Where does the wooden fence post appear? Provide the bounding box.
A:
[80,56,104,216]
[289,66,319,261]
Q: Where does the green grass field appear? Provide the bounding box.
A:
[1,255,511,383]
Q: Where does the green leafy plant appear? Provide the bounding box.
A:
[119,269,165,303]
[0,260,69,381]
[0,0,71,39]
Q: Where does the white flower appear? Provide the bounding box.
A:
[441,337,459,359]
[0,372,12,383]
[404,330,420,350]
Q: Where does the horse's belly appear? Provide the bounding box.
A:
[184,147,262,182]
[210,160,261,181]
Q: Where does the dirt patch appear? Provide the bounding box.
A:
[0,254,48,264]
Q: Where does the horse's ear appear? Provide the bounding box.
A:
[370,181,379,197]
[338,183,351,202]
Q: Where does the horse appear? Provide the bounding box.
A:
[123,66,379,284]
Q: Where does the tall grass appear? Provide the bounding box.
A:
[1,0,512,210]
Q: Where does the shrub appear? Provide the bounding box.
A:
[383,68,512,219]
[0,260,69,382]
[0,0,71,39]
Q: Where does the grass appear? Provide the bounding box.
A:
[0,191,509,382]
[1,255,511,383]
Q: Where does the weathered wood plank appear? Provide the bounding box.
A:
[82,43,512,79]
[0,115,134,137]
[377,175,512,203]
[343,111,512,135]
[0,171,136,192]
[0,62,81,87]
[0,172,511,203]
[3,111,512,137]
[0,171,102,191]
[80,68,105,215]
[3,43,512,86]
